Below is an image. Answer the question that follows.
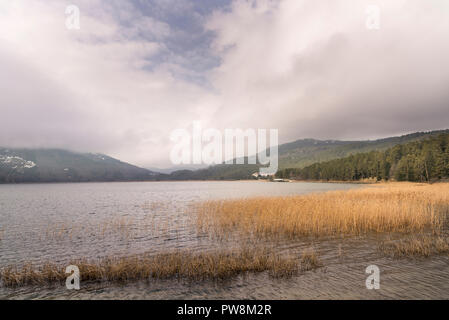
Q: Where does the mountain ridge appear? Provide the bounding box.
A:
[279,132,449,182]
[167,129,449,180]
[0,148,159,183]
[1,129,448,183]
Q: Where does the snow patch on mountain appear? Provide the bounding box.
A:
[0,155,36,170]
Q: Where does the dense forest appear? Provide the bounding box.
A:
[276,133,449,182]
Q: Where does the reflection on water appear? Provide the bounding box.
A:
[0,181,448,299]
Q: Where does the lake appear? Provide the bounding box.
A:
[0,181,448,299]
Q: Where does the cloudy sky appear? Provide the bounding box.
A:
[1,0,449,168]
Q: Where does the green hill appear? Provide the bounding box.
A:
[277,130,449,169]
[168,162,260,180]
[168,129,449,180]
[278,133,449,182]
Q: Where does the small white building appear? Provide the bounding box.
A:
[252,172,275,179]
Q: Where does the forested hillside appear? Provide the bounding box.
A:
[277,133,449,182]
[276,130,449,169]
[166,130,449,180]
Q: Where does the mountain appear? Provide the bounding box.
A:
[0,148,159,183]
[167,162,260,180]
[146,164,208,174]
[282,132,449,182]
[277,129,449,169]
[167,129,449,180]
[2,129,448,183]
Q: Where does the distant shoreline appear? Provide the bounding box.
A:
[0,179,437,185]
[0,179,261,185]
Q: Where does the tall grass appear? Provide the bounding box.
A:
[380,235,449,258]
[196,183,449,239]
[0,248,319,287]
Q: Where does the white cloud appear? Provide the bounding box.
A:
[0,0,216,166]
[1,0,449,168]
[206,0,449,140]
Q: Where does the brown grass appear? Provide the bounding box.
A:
[300,249,323,270]
[196,183,449,239]
[0,248,321,287]
[379,235,449,258]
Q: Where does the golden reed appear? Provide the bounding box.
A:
[380,235,449,257]
[0,248,321,287]
[196,183,449,239]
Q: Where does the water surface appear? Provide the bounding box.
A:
[0,181,447,299]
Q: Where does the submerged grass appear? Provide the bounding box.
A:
[196,183,449,239]
[0,248,320,287]
[379,235,449,258]
[300,249,323,270]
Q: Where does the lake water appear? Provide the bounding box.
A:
[1,181,448,299]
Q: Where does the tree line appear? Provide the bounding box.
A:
[276,133,449,182]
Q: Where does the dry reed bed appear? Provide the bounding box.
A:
[0,248,320,287]
[380,235,449,258]
[196,183,449,239]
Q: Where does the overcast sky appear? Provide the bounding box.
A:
[1,0,449,168]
